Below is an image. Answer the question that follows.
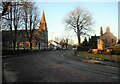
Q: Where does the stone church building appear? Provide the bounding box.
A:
[102,27,117,47]
[33,10,48,49]
[2,11,48,50]
[84,26,117,50]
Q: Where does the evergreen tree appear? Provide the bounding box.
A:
[82,37,88,46]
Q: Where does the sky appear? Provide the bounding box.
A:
[35,1,118,44]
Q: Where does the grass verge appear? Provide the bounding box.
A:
[74,51,120,62]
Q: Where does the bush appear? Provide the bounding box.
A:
[111,49,120,55]
[102,50,108,55]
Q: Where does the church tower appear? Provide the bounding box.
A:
[39,10,48,49]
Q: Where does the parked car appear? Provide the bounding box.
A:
[72,47,77,50]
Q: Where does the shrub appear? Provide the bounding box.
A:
[102,51,107,55]
[111,49,120,55]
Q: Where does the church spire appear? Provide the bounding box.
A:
[39,10,47,30]
[41,10,46,23]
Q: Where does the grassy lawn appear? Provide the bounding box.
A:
[74,51,120,62]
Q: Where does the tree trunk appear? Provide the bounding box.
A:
[77,27,81,46]
[13,29,17,50]
[29,30,33,50]
[9,5,14,50]
[39,42,40,50]
[29,33,32,50]
[29,11,33,50]
[30,40,32,50]
[13,41,16,50]
[17,42,19,50]
[65,43,67,49]
[77,35,81,46]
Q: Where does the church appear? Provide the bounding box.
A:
[2,11,48,50]
[83,27,117,50]
[83,26,117,50]
[102,27,117,47]
[97,26,117,49]
[33,10,48,49]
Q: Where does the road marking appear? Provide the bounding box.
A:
[3,55,11,58]
[112,76,118,79]
[106,66,118,69]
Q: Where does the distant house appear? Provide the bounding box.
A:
[48,41,63,50]
[102,27,117,47]
[2,10,48,50]
[83,27,117,50]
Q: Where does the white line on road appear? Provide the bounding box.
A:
[112,76,118,79]
[106,66,118,69]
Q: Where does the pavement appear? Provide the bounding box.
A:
[81,59,119,67]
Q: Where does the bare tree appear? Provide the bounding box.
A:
[22,2,39,50]
[2,2,13,49]
[1,2,29,50]
[12,2,23,50]
[29,3,39,50]
[64,7,94,46]
[1,2,11,16]
[1,2,24,50]
[2,2,39,50]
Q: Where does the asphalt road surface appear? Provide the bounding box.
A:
[2,50,119,82]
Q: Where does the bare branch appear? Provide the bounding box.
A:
[64,7,94,46]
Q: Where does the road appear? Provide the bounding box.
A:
[2,50,119,82]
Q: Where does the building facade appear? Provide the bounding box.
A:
[97,26,117,49]
[86,26,117,50]
[2,10,48,50]
[34,10,48,49]
[102,27,117,47]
